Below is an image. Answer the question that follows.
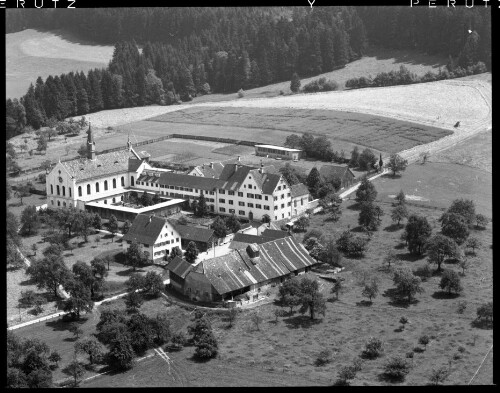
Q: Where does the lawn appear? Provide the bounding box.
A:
[146,106,452,155]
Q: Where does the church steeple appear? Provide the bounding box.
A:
[87,122,96,160]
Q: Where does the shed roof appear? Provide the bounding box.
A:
[319,164,355,182]
[166,256,193,279]
[290,183,310,198]
[174,224,214,243]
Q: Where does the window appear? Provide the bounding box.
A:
[238,201,245,206]
[228,191,235,196]
[301,199,304,206]
[220,207,226,212]
[248,203,254,208]
[264,205,270,210]
[57,201,60,206]
[274,206,278,210]
[78,186,82,197]
[239,210,245,215]
[209,191,214,195]
[131,176,135,186]
[229,209,235,214]
[87,184,91,195]
[281,203,285,209]
[288,202,291,206]
[247,193,253,198]
[104,180,108,191]
[294,201,297,207]
[281,194,285,199]
[62,186,65,196]
[238,192,243,197]
[255,195,262,200]
[121,177,125,186]
[219,199,225,203]
[229,200,234,205]
[113,197,116,203]
[283,184,287,189]
[176,238,179,242]
[69,188,72,197]
[144,244,149,248]
[287,193,291,197]
[50,185,53,194]
[282,213,285,219]
[219,189,225,194]
[243,185,246,188]
[274,196,277,201]
[265,196,268,201]
[51,200,54,205]
[56,185,60,195]
[256,204,262,209]
[277,186,281,191]
[63,202,66,207]
[104,200,107,204]
[275,216,277,220]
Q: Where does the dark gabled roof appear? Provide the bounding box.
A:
[319,164,355,181]
[174,224,214,243]
[138,171,224,191]
[218,164,281,194]
[229,233,270,249]
[128,158,144,172]
[198,236,317,295]
[260,229,291,240]
[122,214,166,245]
[290,183,309,198]
[166,256,192,279]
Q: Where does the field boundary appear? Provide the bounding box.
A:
[468,345,493,385]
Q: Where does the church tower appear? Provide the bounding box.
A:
[87,122,96,160]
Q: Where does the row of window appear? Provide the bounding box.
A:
[50,185,72,197]
[76,177,126,197]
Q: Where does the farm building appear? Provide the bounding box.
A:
[166,236,317,303]
[122,214,182,262]
[174,224,215,252]
[290,183,311,216]
[255,144,302,160]
[229,229,290,250]
[319,164,356,190]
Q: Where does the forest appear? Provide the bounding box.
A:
[6,7,491,139]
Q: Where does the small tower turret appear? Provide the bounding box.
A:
[87,122,96,160]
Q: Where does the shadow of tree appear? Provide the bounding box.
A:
[382,288,419,308]
[282,314,322,329]
[384,224,403,232]
[356,300,373,307]
[45,316,88,332]
[115,268,146,276]
[394,243,406,250]
[377,372,406,383]
[397,253,425,262]
[471,319,493,330]
[431,291,461,300]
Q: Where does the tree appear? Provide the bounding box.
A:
[362,279,379,302]
[126,241,146,271]
[15,184,31,205]
[250,311,263,331]
[152,192,161,205]
[122,220,131,234]
[64,280,94,319]
[358,202,381,231]
[383,250,399,269]
[418,335,430,349]
[355,176,377,203]
[331,277,345,300]
[74,210,95,243]
[107,333,135,370]
[126,273,147,292]
[260,214,271,226]
[440,212,469,245]
[290,72,301,93]
[446,199,476,226]
[306,167,322,199]
[358,148,377,171]
[211,216,227,241]
[428,366,449,385]
[475,213,489,229]
[391,204,409,226]
[144,271,164,297]
[294,216,310,232]
[404,215,432,255]
[399,316,409,330]
[323,238,343,267]
[20,205,40,236]
[225,214,241,233]
[125,291,144,313]
[319,193,342,221]
[361,337,384,359]
[392,266,424,303]
[336,365,357,385]
[48,352,61,368]
[336,229,368,256]
[69,325,83,341]
[299,277,326,320]
[37,134,48,153]
[92,214,102,230]
[426,234,459,272]
[465,236,481,255]
[383,356,411,381]
[349,146,360,168]
[127,313,156,354]
[150,313,171,345]
[73,261,101,298]
[91,258,108,280]
[31,243,38,256]
[168,246,183,262]
[386,154,408,177]
[139,192,152,207]
[77,144,87,158]
[475,302,493,324]
[378,153,383,171]
[107,215,119,242]
[65,360,86,387]
[184,241,199,264]
[75,337,104,365]
[27,255,73,298]
[439,269,463,295]
[194,191,209,217]
[395,189,406,205]
[170,332,187,350]
[279,278,302,314]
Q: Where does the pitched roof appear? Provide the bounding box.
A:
[198,236,317,295]
[128,158,144,172]
[138,171,224,191]
[174,224,214,243]
[229,230,290,249]
[122,214,166,245]
[166,256,192,279]
[319,164,355,181]
[193,162,225,178]
[290,183,309,198]
[260,229,291,240]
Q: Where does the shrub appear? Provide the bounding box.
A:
[456,300,467,314]
[475,302,493,325]
[336,365,356,385]
[170,332,186,350]
[383,356,411,381]
[405,351,414,359]
[428,366,449,385]
[352,358,363,372]
[361,337,383,359]
[413,264,432,282]
[418,335,430,349]
[315,349,332,366]
[237,89,244,98]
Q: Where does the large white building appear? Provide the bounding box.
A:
[46,124,152,209]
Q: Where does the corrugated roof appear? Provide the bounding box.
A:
[290,183,309,198]
[174,224,214,243]
[166,256,192,279]
[122,214,166,245]
[199,236,317,295]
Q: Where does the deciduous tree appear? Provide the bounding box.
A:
[386,154,408,177]
[404,214,432,255]
[184,241,199,264]
[355,176,377,203]
[426,234,459,272]
[299,277,326,320]
[439,269,463,295]
[392,266,424,303]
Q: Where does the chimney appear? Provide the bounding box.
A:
[246,243,260,259]
[259,160,263,174]
[237,155,241,162]
[210,162,214,168]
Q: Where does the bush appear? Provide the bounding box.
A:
[428,366,449,385]
[237,89,244,98]
[336,365,357,385]
[303,77,339,93]
[475,302,493,325]
[169,332,186,351]
[315,349,332,366]
[418,335,430,348]
[383,356,411,381]
[413,264,432,282]
[361,337,383,359]
[405,351,414,359]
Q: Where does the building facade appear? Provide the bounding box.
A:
[255,144,302,160]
